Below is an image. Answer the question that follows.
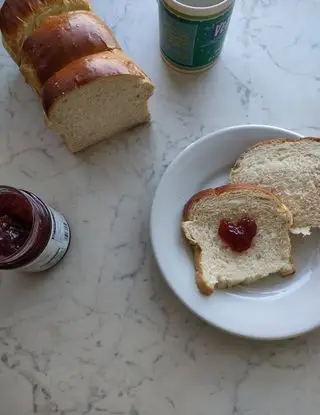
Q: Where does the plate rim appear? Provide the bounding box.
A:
[150,124,314,340]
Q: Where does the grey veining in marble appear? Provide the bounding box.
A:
[0,0,320,414]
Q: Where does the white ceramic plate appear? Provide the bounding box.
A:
[151,125,320,340]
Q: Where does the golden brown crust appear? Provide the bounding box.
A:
[192,246,214,296]
[42,50,154,115]
[191,240,295,294]
[182,184,294,296]
[0,0,91,33]
[183,184,290,222]
[231,137,320,174]
[248,137,320,149]
[21,11,120,90]
[0,0,91,62]
[183,188,219,221]
[0,0,47,34]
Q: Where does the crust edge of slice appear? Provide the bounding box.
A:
[231,136,320,172]
[182,184,295,296]
[230,137,320,234]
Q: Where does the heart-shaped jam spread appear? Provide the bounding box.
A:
[218,217,257,253]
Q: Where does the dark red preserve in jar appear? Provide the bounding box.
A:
[0,186,70,272]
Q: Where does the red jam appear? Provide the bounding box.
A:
[218,217,257,253]
[0,186,70,272]
[0,214,31,258]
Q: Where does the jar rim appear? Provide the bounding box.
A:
[162,0,234,17]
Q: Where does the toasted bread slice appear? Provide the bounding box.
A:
[230,138,320,234]
[182,184,294,296]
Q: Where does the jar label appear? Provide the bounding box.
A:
[159,0,234,71]
[19,206,70,272]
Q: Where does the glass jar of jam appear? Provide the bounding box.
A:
[0,186,70,272]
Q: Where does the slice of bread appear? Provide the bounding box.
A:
[230,138,320,234]
[42,50,154,152]
[20,10,120,94]
[0,0,91,63]
[182,184,294,295]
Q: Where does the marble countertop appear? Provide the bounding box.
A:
[1,0,320,414]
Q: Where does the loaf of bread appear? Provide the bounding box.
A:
[0,0,91,63]
[20,11,120,94]
[42,50,154,153]
[182,184,294,295]
[0,0,154,152]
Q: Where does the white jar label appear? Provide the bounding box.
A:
[20,206,71,272]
